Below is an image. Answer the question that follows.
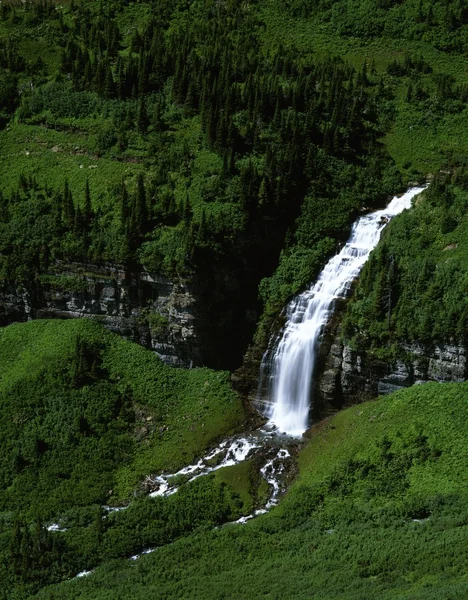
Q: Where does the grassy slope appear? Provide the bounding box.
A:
[34,381,468,599]
[0,0,150,184]
[0,3,233,220]
[0,320,263,599]
[0,123,142,202]
[0,319,245,512]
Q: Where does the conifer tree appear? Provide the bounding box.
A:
[120,180,129,226]
[103,64,116,99]
[62,180,74,227]
[129,173,148,246]
[0,189,6,223]
[84,179,92,223]
[196,209,207,246]
[137,96,149,133]
[183,194,192,227]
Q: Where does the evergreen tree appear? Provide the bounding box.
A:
[183,194,192,227]
[152,98,163,132]
[120,180,129,226]
[137,96,149,133]
[62,180,74,227]
[103,64,116,99]
[84,179,92,223]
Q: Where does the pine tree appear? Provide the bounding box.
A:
[258,177,268,209]
[152,98,163,132]
[103,64,115,99]
[0,190,7,223]
[84,179,92,223]
[137,96,149,134]
[183,194,192,227]
[73,205,84,236]
[129,173,148,245]
[120,180,129,226]
[62,179,74,227]
[10,518,23,575]
[406,82,413,103]
[196,209,207,246]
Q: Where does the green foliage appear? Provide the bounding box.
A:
[0,0,409,368]
[342,169,468,351]
[33,381,468,600]
[0,318,245,597]
[144,312,169,334]
[2,1,468,598]
[0,70,18,126]
[0,318,243,505]
[280,0,468,53]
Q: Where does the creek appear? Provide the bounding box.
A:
[63,187,424,573]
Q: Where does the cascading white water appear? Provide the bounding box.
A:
[261,187,425,437]
[54,188,428,584]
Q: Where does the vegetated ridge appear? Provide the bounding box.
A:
[1,0,468,598]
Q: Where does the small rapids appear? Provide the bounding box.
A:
[143,429,295,523]
[258,187,426,437]
[147,437,260,498]
[60,187,425,581]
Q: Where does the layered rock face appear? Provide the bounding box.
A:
[0,263,202,367]
[317,325,467,413]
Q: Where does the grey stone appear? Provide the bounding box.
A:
[317,329,468,411]
[0,262,203,368]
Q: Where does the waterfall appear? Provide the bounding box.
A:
[259,187,425,437]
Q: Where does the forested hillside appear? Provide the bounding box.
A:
[0,0,407,367]
[2,0,468,598]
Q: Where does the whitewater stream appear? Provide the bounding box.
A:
[143,428,294,515]
[61,187,424,576]
[259,187,425,436]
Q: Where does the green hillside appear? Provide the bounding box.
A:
[35,381,468,599]
[0,319,244,504]
[0,319,248,597]
[2,0,468,598]
[343,168,468,354]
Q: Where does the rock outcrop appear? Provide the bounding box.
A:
[316,324,467,414]
[0,263,202,367]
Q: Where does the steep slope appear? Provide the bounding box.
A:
[0,0,405,370]
[343,170,468,348]
[313,167,468,406]
[34,381,468,599]
[0,319,247,597]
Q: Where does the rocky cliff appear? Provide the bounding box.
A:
[0,263,202,367]
[316,323,467,414]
